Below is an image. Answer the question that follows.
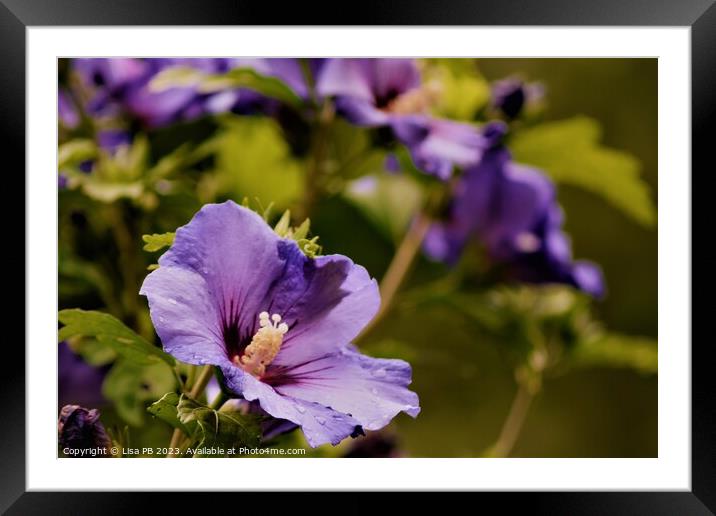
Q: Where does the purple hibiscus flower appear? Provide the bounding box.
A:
[490,77,544,120]
[73,58,229,128]
[424,132,604,297]
[316,58,483,179]
[58,342,108,408]
[140,201,419,447]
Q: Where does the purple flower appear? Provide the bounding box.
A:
[58,89,80,129]
[73,58,228,128]
[491,77,544,120]
[140,201,419,447]
[316,58,484,179]
[424,135,604,297]
[59,342,108,408]
[58,405,111,456]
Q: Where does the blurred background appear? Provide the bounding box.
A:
[58,58,657,457]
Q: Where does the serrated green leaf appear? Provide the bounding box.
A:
[142,232,176,252]
[510,116,655,226]
[147,392,193,433]
[58,309,174,366]
[214,118,304,210]
[103,360,176,426]
[177,395,262,451]
[343,173,424,243]
[571,333,658,374]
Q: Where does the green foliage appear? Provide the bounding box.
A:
[571,333,657,374]
[147,392,192,433]
[273,210,323,258]
[510,116,655,226]
[212,118,304,210]
[142,232,175,252]
[149,66,303,108]
[103,360,176,426]
[58,139,97,169]
[410,283,657,377]
[422,59,491,120]
[177,395,263,451]
[58,309,175,366]
[343,173,424,243]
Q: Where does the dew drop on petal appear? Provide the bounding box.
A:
[296,405,306,414]
[373,368,387,378]
[371,388,379,395]
[315,416,326,426]
[168,298,177,305]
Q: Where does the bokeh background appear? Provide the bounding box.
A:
[314,59,657,457]
[58,58,657,457]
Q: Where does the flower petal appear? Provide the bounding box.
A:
[268,347,420,431]
[159,201,287,338]
[220,365,363,447]
[140,265,226,365]
[270,250,380,365]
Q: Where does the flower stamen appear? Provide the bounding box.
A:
[236,311,288,377]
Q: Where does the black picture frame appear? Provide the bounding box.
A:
[3,1,710,513]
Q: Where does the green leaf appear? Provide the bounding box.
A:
[150,65,304,108]
[199,68,303,108]
[423,61,490,120]
[103,360,176,426]
[510,116,655,226]
[177,395,262,451]
[147,66,204,91]
[147,392,192,433]
[213,118,305,210]
[58,139,97,169]
[58,309,175,366]
[142,232,176,252]
[343,173,424,243]
[571,334,658,374]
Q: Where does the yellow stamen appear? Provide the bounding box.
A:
[239,311,288,377]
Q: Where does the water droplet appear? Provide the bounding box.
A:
[315,416,326,425]
[296,405,306,414]
[202,268,209,275]
[168,298,178,305]
[371,388,379,395]
[373,368,387,378]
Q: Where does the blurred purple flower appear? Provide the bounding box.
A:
[316,58,484,179]
[58,89,80,129]
[491,77,544,120]
[72,58,228,127]
[140,201,419,447]
[58,405,111,456]
[58,341,108,408]
[424,132,604,297]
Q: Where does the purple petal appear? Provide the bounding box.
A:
[220,367,363,447]
[334,97,389,126]
[268,347,420,431]
[315,59,376,102]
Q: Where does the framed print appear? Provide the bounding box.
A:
[3,0,711,512]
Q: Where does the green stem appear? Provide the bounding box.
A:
[299,101,334,221]
[356,210,432,342]
[167,365,215,457]
[486,380,536,458]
